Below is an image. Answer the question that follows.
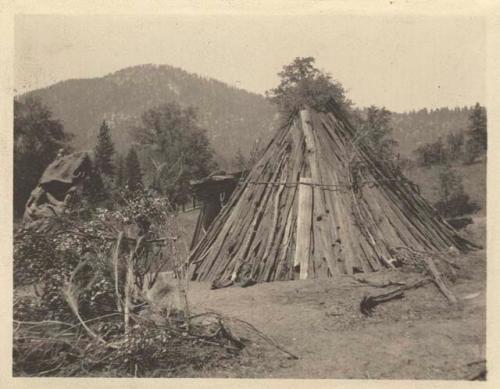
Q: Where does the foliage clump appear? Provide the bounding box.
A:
[266,56,350,115]
[413,103,486,167]
[433,165,480,218]
[13,188,224,376]
[94,120,116,178]
[14,97,73,217]
[125,147,144,192]
[131,101,217,205]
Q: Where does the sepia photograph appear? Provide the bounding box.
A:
[6,2,493,382]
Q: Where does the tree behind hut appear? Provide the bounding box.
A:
[14,97,73,217]
[266,58,402,173]
[433,164,479,218]
[131,102,216,205]
[464,102,487,164]
[94,120,116,177]
[125,147,143,192]
[115,154,126,188]
[446,131,465,162]
[356,106,398,162]
[265,56,350,115]
[413,137,447,167]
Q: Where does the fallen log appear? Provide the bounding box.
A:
[360,278,431,316]
[360,289,404,316]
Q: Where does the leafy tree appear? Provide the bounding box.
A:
[265,56,350,115]
[14,97,73,217]
[94,120,115,177]
[464,102,487,164]
[131,102,216,205]
[125,147,143,192]
[356,106,398,161]
[433,164,479,218]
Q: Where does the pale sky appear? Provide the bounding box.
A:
[14,14,485,112]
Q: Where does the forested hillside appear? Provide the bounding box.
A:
[20,64,478,165]
[391,107,474,157]
[21,64,278,168]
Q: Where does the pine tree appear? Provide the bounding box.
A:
[125,147,143,192]
[94,120,115,177]
[463,102,487,164]
[85,167,108,206]
[115,154,125,188]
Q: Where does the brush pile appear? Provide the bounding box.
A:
[13,189,246,377]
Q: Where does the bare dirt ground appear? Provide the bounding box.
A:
[152,215,486,379]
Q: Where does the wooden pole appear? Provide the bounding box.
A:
[422,256,458,304]
[295,177,313,280]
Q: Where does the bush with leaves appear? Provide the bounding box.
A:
[13,187,248,377]
[433,165,480,218]
[14,227,81,321]
[14,188,177,322]
[413,137,447,167]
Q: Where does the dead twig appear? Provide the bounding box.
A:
[190,311,299,360]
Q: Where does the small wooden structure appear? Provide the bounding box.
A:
[190,172,244,249]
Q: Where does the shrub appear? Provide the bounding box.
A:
[12,188,221,376]
[434,193,480,219]
[433,165,480,218]
[414,137,447,166]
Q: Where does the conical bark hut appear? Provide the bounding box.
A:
[188,102,476,284]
